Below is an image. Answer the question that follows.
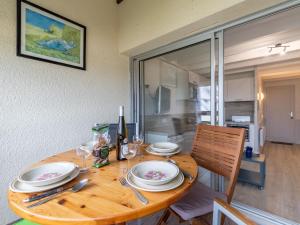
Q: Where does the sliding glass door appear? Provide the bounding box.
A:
[130,2,300,222]
[142,40,212,152]
[131,32,224,188]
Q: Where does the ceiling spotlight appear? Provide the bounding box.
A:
[268,43,289,56]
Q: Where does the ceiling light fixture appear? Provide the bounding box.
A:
[268,43,289,55]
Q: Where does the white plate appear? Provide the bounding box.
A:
[146,146,181,156]
[18,162,77,187]
[131,160,179,186]
[10,167,80,193]
[150,142,179,153]
[126,170,184,192]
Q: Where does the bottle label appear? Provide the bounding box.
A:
[120,138,128,159]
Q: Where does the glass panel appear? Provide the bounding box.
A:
[223,6,300,223]
[143,40,211,153]
[143,40,213,187]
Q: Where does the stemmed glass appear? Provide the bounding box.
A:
[122,143,138,175]
[133,134,144,156]
[105,134,111,148]
[76,144,92,173]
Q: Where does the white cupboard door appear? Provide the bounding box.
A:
[160,61,177,87]
[226,77,254,102]
[189,71,200,85]
[176,70,189,100]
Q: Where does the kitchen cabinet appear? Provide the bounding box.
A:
[225,76,255,102]
[189,71,200,85]
[176,70,189,100]
[144,59,160,95]
[160,61,177,87]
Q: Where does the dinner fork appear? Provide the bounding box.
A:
[119,177,149,205]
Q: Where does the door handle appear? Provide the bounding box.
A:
[290,112,294,119]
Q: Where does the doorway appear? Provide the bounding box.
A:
[132,34,223,188]
[131,2,300,224]
[223,5,300,223]
[265,85,295,144]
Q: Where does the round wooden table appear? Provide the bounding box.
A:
[8,148,198,225]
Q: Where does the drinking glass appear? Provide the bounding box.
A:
[105,134,111,148]
[122,143,138,175]
[76,144,92,173]
[133,134,144,156]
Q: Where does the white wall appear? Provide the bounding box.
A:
[0,0,129,223]
[117,0,285,55]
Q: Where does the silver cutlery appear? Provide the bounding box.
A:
[167,159,194,181]
[23,187,64,203]
[26,179,88,208]
[119,177,149,205]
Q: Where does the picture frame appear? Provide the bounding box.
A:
[17,0,86,70]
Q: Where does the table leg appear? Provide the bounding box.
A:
[260,160,266,188]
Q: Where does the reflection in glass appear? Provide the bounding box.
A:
[143,40,211,154]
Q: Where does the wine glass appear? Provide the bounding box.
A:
[76,144,92,173]
[122,143,138,175]
[105,134,111,148]
[133,134,144,156]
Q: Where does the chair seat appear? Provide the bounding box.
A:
[170,182,227,221]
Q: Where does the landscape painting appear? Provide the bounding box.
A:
[17,0,86,70]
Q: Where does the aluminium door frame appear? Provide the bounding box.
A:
[132,32,221,191]
[131,32,218,130]
[130,0,300,221]
[130,0,300,124]
[130,0,300,191]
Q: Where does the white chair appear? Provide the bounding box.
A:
[212,198,256,225]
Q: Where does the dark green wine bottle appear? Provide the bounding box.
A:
[116,106,127,160]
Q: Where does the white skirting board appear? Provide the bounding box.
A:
[232,201,300,225]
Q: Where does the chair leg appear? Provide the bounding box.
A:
[156,208,171,225]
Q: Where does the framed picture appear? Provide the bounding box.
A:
[17,0,86,70]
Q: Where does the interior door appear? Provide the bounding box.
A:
[265,85,295,143]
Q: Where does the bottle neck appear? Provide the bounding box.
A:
[119,106,124,117]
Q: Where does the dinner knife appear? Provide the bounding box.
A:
[27,193,60,208]
[23,187,64,203]
[26,179,88,208]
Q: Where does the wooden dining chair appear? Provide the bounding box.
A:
[212,198,256,225]
[156,124,245,225]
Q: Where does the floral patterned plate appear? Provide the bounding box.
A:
[131,160,179,186]
[127,170,184,192]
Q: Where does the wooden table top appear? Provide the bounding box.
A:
[8,147,198,225]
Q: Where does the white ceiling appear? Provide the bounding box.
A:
[159,6,300,79]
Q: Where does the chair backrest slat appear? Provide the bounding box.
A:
[191,124,245,202]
